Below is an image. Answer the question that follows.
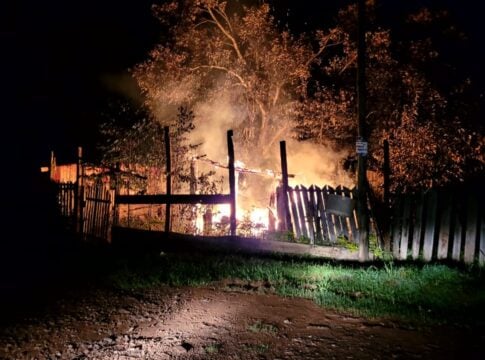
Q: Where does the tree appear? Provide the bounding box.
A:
[133,0,338,165]
[132,0,483,195]
[294,3,484,193]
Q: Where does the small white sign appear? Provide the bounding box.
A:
[356,140,368,155]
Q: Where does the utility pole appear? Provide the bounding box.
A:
[357,0,369,261]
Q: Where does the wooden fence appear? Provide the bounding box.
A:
[82,182,113,241]
[56,182,76,218]
[277,185,359,244]
[55,180,113,242]
[390,188,484,265]
[114,129,237,236]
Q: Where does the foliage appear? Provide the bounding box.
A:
[133,0,339,163]
[294,3,484,193]
[99,98,166,169]
[100,103,224,232]
[336,235,358,252]
[131,0,483,196]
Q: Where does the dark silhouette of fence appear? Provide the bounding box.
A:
[390,187,484,265]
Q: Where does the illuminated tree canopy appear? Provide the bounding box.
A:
[129,0,483,193]
[133,0,339,161]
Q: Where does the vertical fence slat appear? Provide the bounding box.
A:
[451,196,464,261]
[301,186,315,243]
[423,189,438,262]
[391,197,402,259]
[310,186,322,244]
[349,188,359,243]
[411,194,424,260]
[399,195,411,260]
[295,186,308,239]
[464,193,478,264]
[316,186,329,243]
[288,187,302,239]
[480,211,485,266]
[438,192,452,260]
[295,187,307,238]
[323,186,337,243]
[336,186,350,241]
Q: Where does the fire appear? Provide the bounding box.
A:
[192,159,275,237]
[200,204,270,237]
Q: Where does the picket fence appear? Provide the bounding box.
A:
[390,188,484,265]
[276,185,359,244]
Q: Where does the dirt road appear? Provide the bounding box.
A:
[1,283,482,359]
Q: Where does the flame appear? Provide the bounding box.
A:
[193,159,272,236]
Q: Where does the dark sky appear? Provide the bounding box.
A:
[11,0,485,168]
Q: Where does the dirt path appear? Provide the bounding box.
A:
[0,284,482,359]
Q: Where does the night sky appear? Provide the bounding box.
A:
[11,0,485,170]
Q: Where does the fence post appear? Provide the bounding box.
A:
[227,130,236,236]
[279,141,293,234]
[164,126,172,233]
[113,162,121,226]
[356,0,369,261]
[75,146,84,237]
[382,139,391,250]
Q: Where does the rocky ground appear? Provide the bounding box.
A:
[1,281,483,360]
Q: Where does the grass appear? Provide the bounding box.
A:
[105,251,485,326]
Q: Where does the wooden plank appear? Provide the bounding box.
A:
[464,193,478,264]
[95,184,102,237]
[423,189,438,262]
[336,186,350,241]
[301,186,315,243]
[100,188,110,240]
[164,126,172,233]
[315,186,329,242]
[348,188,359,243]
[437,192,452,260]
[279,141,292,234]
[227,130,236,236]
[451,208,463,262]
[480,209,485,266]
[295,186,308,239]
[342,187,356,242]
[391,197,402,259]
[276,186,286,231]
[411,193,424,260]
[310,186,322,244]
[116,194,232,205]
[288,187,302,239]
[399,195,411,260]
[323,186,337,243]
[84,185,93,237]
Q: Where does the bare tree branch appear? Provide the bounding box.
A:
[206,6,245,62]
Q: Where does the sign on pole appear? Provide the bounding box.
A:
[356,138,368,156]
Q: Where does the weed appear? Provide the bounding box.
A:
[336,235,358,252]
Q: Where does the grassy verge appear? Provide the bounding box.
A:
[105,251,485,326]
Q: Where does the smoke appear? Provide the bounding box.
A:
[184,92,354,209]
[190,95,241,163]
[285,140,354,189]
